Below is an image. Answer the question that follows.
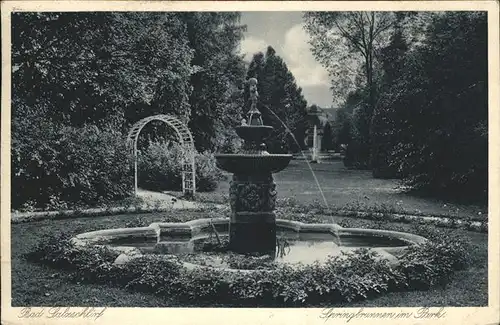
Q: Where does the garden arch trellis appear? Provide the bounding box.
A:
[126,114,196,196]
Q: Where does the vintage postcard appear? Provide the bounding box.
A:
[1,1,499,325]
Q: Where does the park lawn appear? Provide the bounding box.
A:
[11,211,488,307]
[168,160,487,220]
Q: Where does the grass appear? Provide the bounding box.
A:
[168,160,487,220]
[346,269,488,307]
[14,160,488,224]
[11,212,208,307]
[11,210,488,307]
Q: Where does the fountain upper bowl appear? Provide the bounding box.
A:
[235,125,273,143]
[215,153,293,174]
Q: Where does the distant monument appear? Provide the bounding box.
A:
[304,105,327,163]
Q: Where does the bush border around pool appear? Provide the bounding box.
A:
[28,224,472,307]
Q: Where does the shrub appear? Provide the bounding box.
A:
[69,246,121,284]
[301,249,407,303]
[26,233,76,269]
[124,216,149,228]
[137,141,183,191]
[276,210,327,224]
[396,226,471,290]
[29,231,471,306]
[399,238,470,290]
[26,233,120,280]
[195,151,224,192]
[224,253,276,270]
[343,139,371,170]
[227,270,275,303]
[123,255,183,295]
[173,267,228,302]
[12,122,133,210]
[138,141,224,192]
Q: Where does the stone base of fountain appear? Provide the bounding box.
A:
[229,214,276,255]
[229,174,277,255]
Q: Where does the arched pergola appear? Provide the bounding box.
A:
[126,114,196,196]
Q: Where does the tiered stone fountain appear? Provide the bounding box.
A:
[214,78,292,256]
[72,78,427,270]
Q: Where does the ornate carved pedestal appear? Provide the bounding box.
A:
[214,77,292,256]
[229,174,277,255]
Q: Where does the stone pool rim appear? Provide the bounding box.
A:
[71,218,428,272]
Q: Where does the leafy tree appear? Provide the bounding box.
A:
[181,12,247,152]
[381,12,488,199]
[370,24,409,178]
[304,11,487,199]
[321,122,335,151]
[304,12,396,110]
[11,12,194,209]
[304,12,420,168]
[304,12,396,167]
[12,13,194,131]
[329,87,371,168]
[12,12,251,208]
[332,108,352,151]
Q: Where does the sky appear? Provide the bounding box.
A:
[239,12,332,108]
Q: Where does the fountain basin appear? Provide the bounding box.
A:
[215,154,293,174]
[72,218,427,271]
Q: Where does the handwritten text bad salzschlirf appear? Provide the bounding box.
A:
[18,307,107,321]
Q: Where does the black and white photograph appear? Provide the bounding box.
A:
[1,1,499,324]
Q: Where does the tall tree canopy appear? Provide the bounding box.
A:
[13,12,195,130]
[304,12,398,165]
[304,12,397,108]
[305,11,487,200]
[370,22,410,177]
[380,12,488,199]
[181,12,247,152]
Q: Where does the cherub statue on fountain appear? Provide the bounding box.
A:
[248,77,259,108]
